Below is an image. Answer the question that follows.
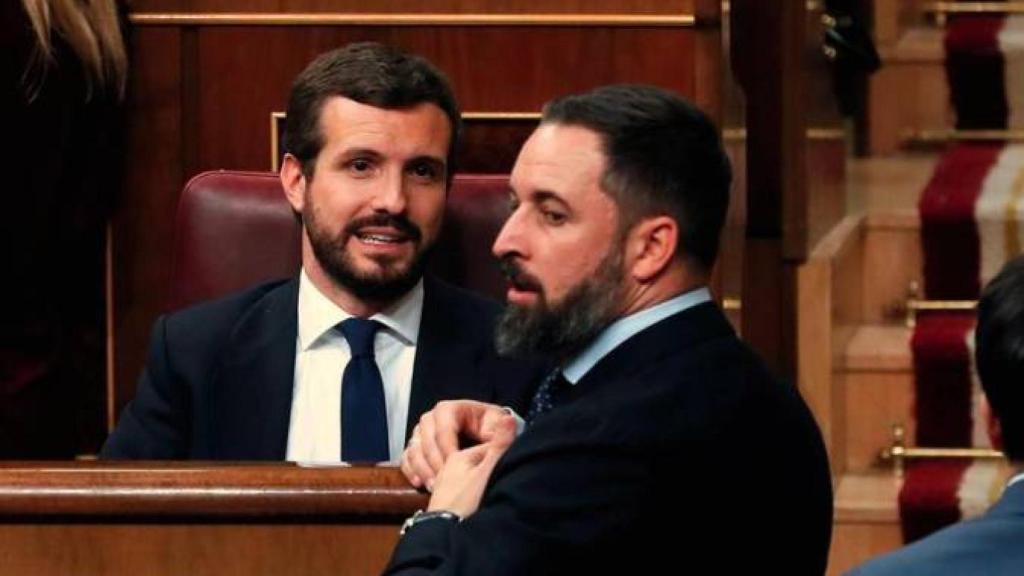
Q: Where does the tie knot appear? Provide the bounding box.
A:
[339,318,380,358]
[527,368,570,422]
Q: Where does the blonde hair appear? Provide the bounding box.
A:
[20,0,127,101]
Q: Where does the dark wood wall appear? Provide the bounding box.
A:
[110,1,725,428]
[731,0,845,378]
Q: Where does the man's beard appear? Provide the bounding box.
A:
[495,247,625,361]
[304,205,431,305]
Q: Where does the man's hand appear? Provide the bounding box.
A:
[401,400,512,490]
[425,414,517,518]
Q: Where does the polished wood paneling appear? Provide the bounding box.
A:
[192,26,695,172]
[0,462,422,515]
[1,524,398,576]
[112,17,715,420]
[796,215,866,475]
[732,0,845,379]
[459,118,538,173]
[0,463,423,576]
[111,27,184,422]
[806,137,847,252]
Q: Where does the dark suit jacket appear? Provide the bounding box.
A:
[847,479,1024,575]
[386,302,834,575]
[101,276,538,459]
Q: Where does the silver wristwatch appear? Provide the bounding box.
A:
[399,509,461,535]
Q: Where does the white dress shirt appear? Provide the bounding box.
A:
[286,270,422,464]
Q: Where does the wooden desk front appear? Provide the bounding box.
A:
[0,462,425,576]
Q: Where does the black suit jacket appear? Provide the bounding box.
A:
[847,479,1024,575]
[386,302,833,575]
[101,276,538,459]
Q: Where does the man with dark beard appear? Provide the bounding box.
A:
[392,85,833,574]
[101,43,537,461]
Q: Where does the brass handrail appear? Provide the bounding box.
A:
[128,12,697,27]
[880,424,1005,476]
[721,297,742,312]
[925,2,1024,15]
[904,280,977,328]
[722,1,821,14]
[923,2,1024,26]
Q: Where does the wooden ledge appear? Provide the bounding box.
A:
[879,27,944,63]
[834,471,902,524]
[864,211,920,231]
[843,325,913,372]
[848,155,937,218]
[0,462,425,518]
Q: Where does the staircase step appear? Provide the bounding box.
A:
[848,154,935,215]
[870,27,949,154]
[829,471,903,575]
[835,471,901,523]
[879,26,943,64]
[842,325,916,473]
[843,325,912,372]
[848,154,934,322]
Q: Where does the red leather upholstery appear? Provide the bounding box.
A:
[169,170,510,311]
[430,174,511,301]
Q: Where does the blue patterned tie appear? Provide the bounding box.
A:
[527,369,570,423]
[339,318,389,462]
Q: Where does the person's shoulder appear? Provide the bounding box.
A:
[847,507,1017,575]
[166,278,293,325]
[847,532,954,576]
[423,276,501,324]
[159,278,296,351]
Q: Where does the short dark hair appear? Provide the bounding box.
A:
[283,42,461,180]
[541,84,732,272]
[975,256,1024,461]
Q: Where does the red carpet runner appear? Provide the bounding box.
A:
[902,11,1024,542]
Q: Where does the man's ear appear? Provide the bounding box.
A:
[280,153,307,214]
[981,394,1005,451]
[626,215,678,283]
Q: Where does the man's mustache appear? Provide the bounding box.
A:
[344,213,422,242]
[499,257,543,293]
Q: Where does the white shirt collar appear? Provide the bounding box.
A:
[1007,470,1024,489]
[561,286,713,384]
[296,269,423,351]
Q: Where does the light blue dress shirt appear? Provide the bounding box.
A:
[562,286,713,384]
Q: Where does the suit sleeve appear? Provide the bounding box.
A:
[100,316,191,459]
[384,422,655,575]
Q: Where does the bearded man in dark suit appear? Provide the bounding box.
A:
[392,85,834,575]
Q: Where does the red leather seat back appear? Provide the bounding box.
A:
[169,171,510,311]
[170,171,302,311]
[431,174,511,301]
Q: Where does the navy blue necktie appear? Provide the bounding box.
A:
[339,318,389,462]
[527,369,570,423]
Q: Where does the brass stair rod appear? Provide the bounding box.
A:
[924,2,1024,26]
[904,281,977,328]
[881,424,1005,476]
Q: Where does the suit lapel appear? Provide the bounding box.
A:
[210,279,299,459]
[406,278,488,441]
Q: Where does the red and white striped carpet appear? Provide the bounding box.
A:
[903,11,1024,541]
